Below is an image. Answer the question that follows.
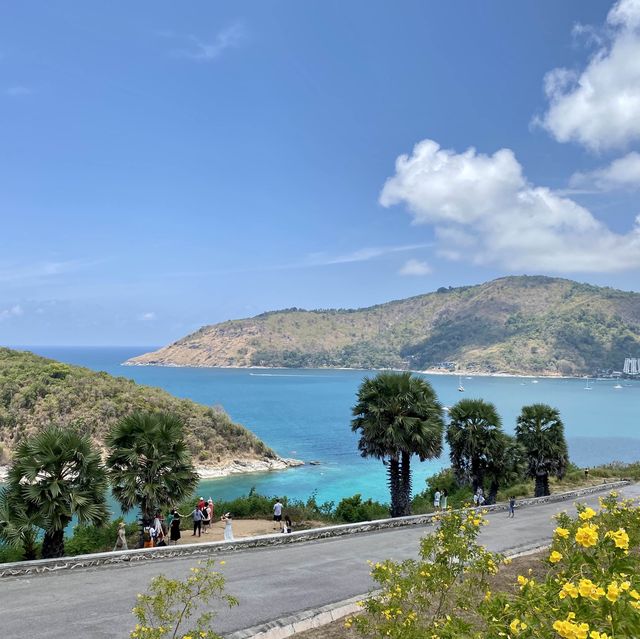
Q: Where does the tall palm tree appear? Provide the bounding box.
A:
[106,411,198,544]
[3,426,109,558]
[352,372,444,517]
[483,434,525,505]
[446,399,504,494]
[515,403,568,497]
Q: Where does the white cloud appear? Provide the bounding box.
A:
[538,0,640,151]
[570,151,640,190]
[380,139,640,273]
[306,243,433,267]
[172,24,245,62]
[399,259,432,276]
[0,304,23,321]
[5,86,31,97]
[138,312,157,321]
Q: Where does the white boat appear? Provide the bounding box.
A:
[532,379,539,384]
[614,384,623,389]
[458,376,465,392]
[584,377,592,390]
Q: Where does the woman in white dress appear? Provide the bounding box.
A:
[221,512,234,541]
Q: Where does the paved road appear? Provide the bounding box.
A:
[1,484,638,638]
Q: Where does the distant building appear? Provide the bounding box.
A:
[623,358,639,377]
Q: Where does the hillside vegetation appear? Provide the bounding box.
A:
[0,348,275,466]
[126,276,640,376]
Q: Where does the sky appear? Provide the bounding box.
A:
[1,0,640,345]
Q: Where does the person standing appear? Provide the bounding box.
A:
[441,489,448,510]
[191,504,203,537]
[169,509,182,545]
[221,512,234,541]
[113,522,128,551]
[202,503,211,534]
[433,489,441,510]
[508,496,516,518]
[283,515,293,534]
[273,499,284,530]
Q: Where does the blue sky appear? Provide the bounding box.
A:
[2,0,640,345]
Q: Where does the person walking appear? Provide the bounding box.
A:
[433,489,441,510]
[508,496,516,518]
[221,512,234,541]
[273,499,284,530]
[441,489,448,510]
[113,522,128,551]
[191,504,203,537]
[169,509,182,545]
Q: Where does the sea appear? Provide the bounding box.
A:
[14,346,640,506]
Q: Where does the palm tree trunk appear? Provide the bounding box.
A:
[42,529,65,559]
[471,459,483,494]
[399,451,412,516]
[387,456,401,517]
[534,473,549,497]
[487,479,499,505]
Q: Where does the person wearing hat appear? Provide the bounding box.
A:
[113,521,128,551]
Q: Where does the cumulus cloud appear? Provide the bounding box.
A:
[538,0,640,151]
[399,259,432,276]
[380,139,640,273]
[570,151,640,190]
[0,304,23,320]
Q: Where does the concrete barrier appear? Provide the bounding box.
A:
[0,480,629,579]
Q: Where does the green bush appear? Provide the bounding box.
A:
[65,519,138,556]
[334,494,389,523]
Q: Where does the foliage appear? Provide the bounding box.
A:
[0,347,274,465]
[446,399,504,494]
[106,412,199,527]
[130,558,238,639]
[3,425,109,558]
[65,519,138,556]
[0,485,39,560]
[481,493,640,638]
[334,494,389,523]
[352,372,444,517]
[515,403,569,497]
[348,507,501,639]
[128,276,640,375]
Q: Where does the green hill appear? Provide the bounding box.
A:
[126,276,640,376]
[0,348,276,467]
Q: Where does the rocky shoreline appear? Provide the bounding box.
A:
[1,457,305,483]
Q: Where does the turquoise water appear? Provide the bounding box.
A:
[19,346,640,505]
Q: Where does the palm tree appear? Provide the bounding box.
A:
[515,403,568,497]
[106,411,198,544]
[0,487,39,560]
[3,426,109,558]
[446,399,504,494]
[351,372,444,517]
[484,434,525,505]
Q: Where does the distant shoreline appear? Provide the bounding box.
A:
[0,457,305,483]
[122,360,604,381]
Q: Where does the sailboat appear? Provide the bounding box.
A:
[584,377,592,390]
[458,376,465,392]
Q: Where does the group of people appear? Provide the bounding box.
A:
[432,488,448,510]
[115,497,294,551]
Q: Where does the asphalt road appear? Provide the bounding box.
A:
[1,484,638,638]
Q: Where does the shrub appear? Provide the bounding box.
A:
[334,494,389,523]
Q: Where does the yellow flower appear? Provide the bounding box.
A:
[549,550,563,563]
[555,527,570,539]
[220,560,226,565]
[517,575,529,589]
[509,618,527,634]
[579,507,596,520]
[606,528,629,550]
[606,581,620,603]
[630,589,640,600]
[559,582,579,599]
[578,579,604,600]
[575,524,599,548]
[589,633,610,639]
